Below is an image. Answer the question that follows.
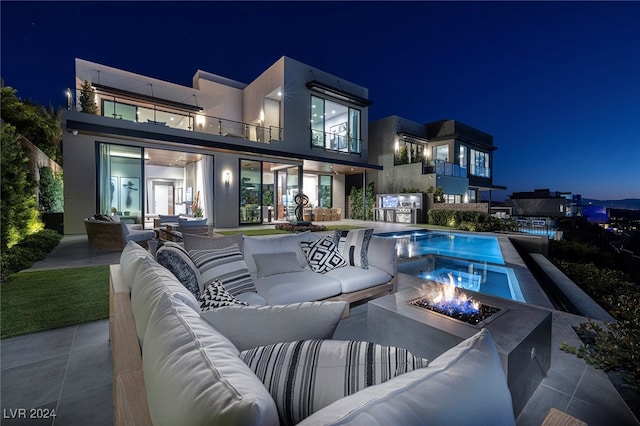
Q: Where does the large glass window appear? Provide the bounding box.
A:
[240,160,262,224]
[348,109,361,153]
[319,175,333,208]
[310,96,361,153]
[102,100,137,121]
[470,149,491,178]
[97,143,143,219]
[432,145,449,162]
[311,96,325,148]
[459,145,467,168]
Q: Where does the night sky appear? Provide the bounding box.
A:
[2,1,639,201]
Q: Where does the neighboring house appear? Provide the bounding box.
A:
[368,116,506,213]
[62,57,380,233]
[506,189,578,218]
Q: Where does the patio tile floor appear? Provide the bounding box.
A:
[1,221,637,425]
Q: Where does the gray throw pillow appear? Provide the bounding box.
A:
[253,252,304,278]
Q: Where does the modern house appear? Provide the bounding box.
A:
[367,115,506,217]
[62,57,381,233]
[506,189,580,218]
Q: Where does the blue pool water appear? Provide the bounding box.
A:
[377,230,525,302]
[376,230,504,264]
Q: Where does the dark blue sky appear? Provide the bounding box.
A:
[2,1,639,201]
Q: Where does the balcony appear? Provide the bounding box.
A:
[423,159,468,178]
[90,87,283,144]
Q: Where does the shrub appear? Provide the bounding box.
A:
[427,210,518,233]
[554,260,635,312]
[1,123,40,249]
[0,229,62,282]
[39,166,64,212]
[275,223,327,233]
[561,293,640,392]
[551,240,617,268]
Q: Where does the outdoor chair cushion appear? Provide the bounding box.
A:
[298,328,515,426]
[241,339,429,425]
[200,301,347,351]
[143,291,279,426]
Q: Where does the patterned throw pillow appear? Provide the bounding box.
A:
[189,244,257,296]
[299,237,347,274]
[240,339,429,426]
[156,242,203,299]
[199,280,248,311]
[333,228,373,269]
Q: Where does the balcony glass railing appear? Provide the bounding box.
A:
[311,129,362,154]
[422,159,467,178]
[94,93,282,144]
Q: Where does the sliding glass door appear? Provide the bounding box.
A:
[97,143,143,221]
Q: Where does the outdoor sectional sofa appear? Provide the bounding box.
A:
[182,231,397,317]
[84,216,156,251]
[110,235,516,425]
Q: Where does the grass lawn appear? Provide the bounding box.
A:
[217,224,366,237]
[1,266,110,339]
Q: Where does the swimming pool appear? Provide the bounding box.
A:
[376,230,504,264]
[376,230,526,302]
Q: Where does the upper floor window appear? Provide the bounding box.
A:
[470,149,491,178]
[310,96,361,154]
[432,145,449,162]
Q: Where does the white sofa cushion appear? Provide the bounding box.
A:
[130,258,200,344]
[254,271,342,305]
[243,231,311,275]
[190,244,256,296]
[299,237,348,273]
[120,240,155,290]
[333,229,373,268]
[200,301,347,351]
[367,236,397,277]
[253,252,304,278]
[325,265,392,293]
[183,233,244,252]
[156,242,203,298]
[199,280,249,311]
[235,291,268,306]
[298,328,515,426]
[241,339,429,426]
[143,291,279,426]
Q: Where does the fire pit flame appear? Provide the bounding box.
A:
[411,273,500,326]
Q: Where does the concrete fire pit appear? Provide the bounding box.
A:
[368,285,552,415]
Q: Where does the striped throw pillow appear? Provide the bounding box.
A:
[240,339,429,426]
[333,228,373,269]
[189,244,256,296]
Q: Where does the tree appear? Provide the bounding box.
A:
[1,124,41,249]
[348,182,375,220]
[0,86,62,163]
[39,166,64,212]
[79,80,97,114]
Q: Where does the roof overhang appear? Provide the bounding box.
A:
[306,81,373,107]
[397,132,429,144]
[92,83,203,112]
[65,116,382,174]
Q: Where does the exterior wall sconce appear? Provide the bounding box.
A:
[224,172,231,186]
